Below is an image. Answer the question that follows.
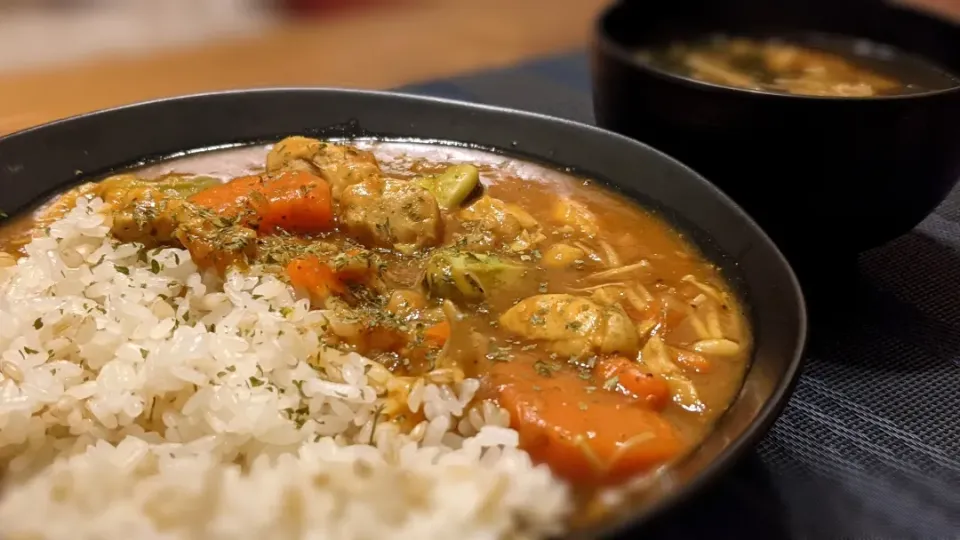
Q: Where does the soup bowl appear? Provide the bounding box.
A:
[0,89,806,538]
[591,0,960,264]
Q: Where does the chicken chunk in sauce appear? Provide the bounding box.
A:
[499,294,639,356]
[266,136,381,199]
[0,138,751,495]
[341,178,443,253]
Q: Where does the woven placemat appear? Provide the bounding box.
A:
[401,52,960,540]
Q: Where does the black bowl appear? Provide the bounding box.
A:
[591,0,960,265]
[0,89,806,538]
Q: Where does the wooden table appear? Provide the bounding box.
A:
[0,0,609,136]
[1,0,956,137]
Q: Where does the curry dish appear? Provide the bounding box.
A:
[638,35,956,97]
[0,138,750,522]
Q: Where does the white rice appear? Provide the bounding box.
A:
[0,198,571,540]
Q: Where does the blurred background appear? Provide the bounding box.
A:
[0,0,609,134]
[0,0,957,135]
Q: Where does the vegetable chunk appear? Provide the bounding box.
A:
[488,360,684,484]
[499,294,639,356]
[188,170,334,234]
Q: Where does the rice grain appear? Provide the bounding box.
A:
[0,198,571,540]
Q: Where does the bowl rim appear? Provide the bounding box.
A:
[594,1,960,102]
[0,87,809,538]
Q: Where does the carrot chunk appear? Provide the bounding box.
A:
[189,170,334,234]
[423,321,451,347]
[673,349,712,373]
[188,174,262,214]
[286,255,344,301]
[489,361,684,484]
[594,356,671,410]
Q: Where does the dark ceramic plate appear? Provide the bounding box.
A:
[0,89,807,538]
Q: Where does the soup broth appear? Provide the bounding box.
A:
[638,34,959,97]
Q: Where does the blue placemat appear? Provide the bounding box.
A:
[400,51,960,540]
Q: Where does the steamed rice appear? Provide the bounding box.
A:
[0,198,571,539]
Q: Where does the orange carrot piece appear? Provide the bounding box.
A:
[673,349,712,374]
[489,361,684,484]
[286,255,345,301]
[594,357,671,410]
[189,170,334,234]
[188,175,263,215]
[332,248,375,283]
[661,306,687,331]
[256,171,334,234]
[423,321,451,347]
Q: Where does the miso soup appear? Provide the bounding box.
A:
[638,34,960,97]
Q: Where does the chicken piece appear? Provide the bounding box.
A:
[385,289,428,318]
[499,294,639,357]
[172,209,258,273]
[461,195,538,239]
[265,136,381,200]
[542,243,586,269]
[35,173,256,272]
[98,174,221,209]
[552,198,599,237]
[322,297,409,356]
[108,193,256,272]
[101,181,255,272]
[35,174,169,233]
[340,178,442,253]
[459,195,542,252]
[35,173,222,246]
[110,193,185,245]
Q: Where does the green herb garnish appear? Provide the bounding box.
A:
[533,360,562,377]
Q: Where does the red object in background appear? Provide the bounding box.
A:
[284,0,385,15]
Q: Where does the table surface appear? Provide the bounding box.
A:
[2,0,959,138]
[0,0,608,136]
[399,52,960,540]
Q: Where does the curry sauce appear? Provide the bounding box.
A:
[0,139,751,491]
